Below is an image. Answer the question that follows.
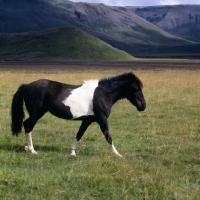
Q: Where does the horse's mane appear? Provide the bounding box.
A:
[99,72,143,88]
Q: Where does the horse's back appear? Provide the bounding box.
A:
[23,79,79,119]
[24,79,76,99]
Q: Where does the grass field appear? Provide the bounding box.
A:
[0,64,199,199]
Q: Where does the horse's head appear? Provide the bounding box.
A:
[125,75,146,112]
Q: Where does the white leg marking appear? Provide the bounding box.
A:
[70,139,78,156]
[25,132,37,154]
[111,143,122,157]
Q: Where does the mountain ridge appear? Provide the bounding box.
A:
[132,5,200,42]
[1,0,200,58]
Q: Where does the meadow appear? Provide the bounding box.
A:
[0,63,199,199]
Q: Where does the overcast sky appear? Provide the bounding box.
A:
[70,0,200,6]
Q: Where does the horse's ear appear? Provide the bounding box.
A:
[132,73,136,80]
[133,75,143,89]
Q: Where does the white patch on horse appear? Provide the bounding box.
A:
[62,80,99,119]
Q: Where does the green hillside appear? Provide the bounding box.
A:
[0,27,135,61]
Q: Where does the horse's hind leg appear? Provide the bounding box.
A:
[23,111,46,154]
[23,117,39,153]
[24,131,36,154]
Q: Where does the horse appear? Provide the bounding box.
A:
[11,72,146,157]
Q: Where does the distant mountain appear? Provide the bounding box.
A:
[0,26,135,61]
[132,5,200,43]
[1,0,198,58]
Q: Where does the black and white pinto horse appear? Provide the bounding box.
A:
[11,72,146,157]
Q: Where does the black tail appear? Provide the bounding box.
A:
[11,84,26,136]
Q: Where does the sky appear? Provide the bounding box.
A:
[70,0,200,7]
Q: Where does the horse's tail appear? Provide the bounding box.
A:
[11,84,27,136]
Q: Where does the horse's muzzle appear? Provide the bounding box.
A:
[137,101,146,111]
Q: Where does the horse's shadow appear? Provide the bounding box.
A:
[0,144,61,153]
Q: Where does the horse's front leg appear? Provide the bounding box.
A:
[70,119,93,156]
[95,113,122,157]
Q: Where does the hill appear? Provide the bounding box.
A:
[0,0,197,58]
[132,5,200,43]
[0,27,135,61]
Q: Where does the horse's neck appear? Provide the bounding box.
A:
[106,80,129,104]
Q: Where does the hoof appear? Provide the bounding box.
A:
[112,150,122,157]
[115,153,122,157]
[70,149,76,156]
[111,143,122,157]
[24,146,37,154]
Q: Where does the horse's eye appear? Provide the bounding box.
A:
[132,84,139,92]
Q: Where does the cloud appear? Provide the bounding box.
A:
[160,0,200,5]
[70,0,200,6]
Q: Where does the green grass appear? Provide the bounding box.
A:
[0,67,199,199]
[0,27,135,61]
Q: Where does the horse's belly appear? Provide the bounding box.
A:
[67,100,94,119]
